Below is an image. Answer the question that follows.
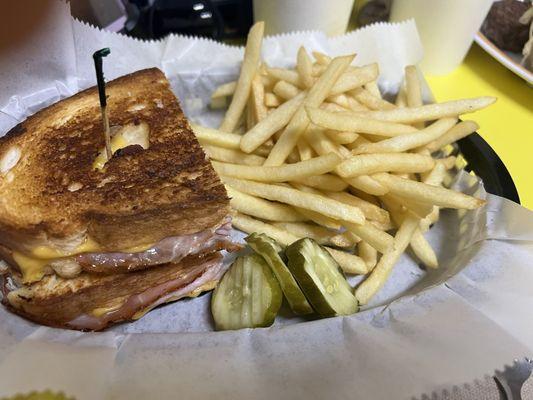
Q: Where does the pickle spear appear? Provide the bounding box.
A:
[245,233,313,315]
[286,238,358,317]
[211,254,282,330]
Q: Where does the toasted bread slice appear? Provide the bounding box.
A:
[2,252,223,330]
[0,68,229,252]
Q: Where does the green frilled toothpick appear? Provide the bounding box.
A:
[93,48,112,160]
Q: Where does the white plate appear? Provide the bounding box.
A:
[474,31,533,85]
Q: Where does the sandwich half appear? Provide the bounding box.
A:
[0,68,235,330]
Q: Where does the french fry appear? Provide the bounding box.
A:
[343,175,389,196]
[233,213,367,274]
[273,80,301,100]
[313,51,332,65]
[350,87,396,110]
[405,66,422,108]
[325,247,368,275]
[295,207,342,230]
[312,63,328,76]
[220,21,264,132]
[381,196,438,269]
[211,81,237,99]
[288,184,346,229]
[345,135,371,150]
[203,145,265,166]
[265,54,355,166]
[353,118,458,154]
[306,126,350,158]
[211,76,273,99]
[267,68,302,87]
[419,207,440,232]
[329,64,379,95]
[355,213,420,304]
[330,231,358,247]
[227,187,306,222]
[210,96,228,109]
[438,156,456,170]
[325,190,390,223]
[395,91,407,108]
[245,96,255,131]
[373,173,486,209]
[305,107,419,137]
[191,123,241,149]
[321,102,350,112]
[213,153,341,182]
[419,162,446,231]
[325,130,359,145]
[264,92,282,107]
[346,96,369,112]
[224,177,366,224]
[293,174,348,192]
[336,153,435,177]
[423,161,447,186]
[327,93,352,109]
[349,187,381,205]
[364,80,381,98]
[240,92,306,153]
[410,230,438,268]
[297,46,315,88]
[253,144,274,158]
[272,221,346,247]
[354,97,496,123]
[370,219,395,232]
[343,220,394,254]
[296,139,314,161]
[232,212,300,244]
[251,75,268,122]
[425,120,479,153]
[382,193,433,219]
[358,241,378,271]
[404,65,424,128]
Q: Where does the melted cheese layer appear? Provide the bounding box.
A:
[12,238,155,283]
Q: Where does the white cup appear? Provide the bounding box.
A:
[390,0,494,75]
[253,0,356,36]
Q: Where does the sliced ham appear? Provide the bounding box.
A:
[2,252,225,331]
[66,254,226,330]
[76,219,237,274]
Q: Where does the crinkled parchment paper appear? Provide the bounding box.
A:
[0,2,532,399]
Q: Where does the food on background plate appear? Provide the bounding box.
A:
[481,0,533,71]
[198,21,493,329]
[0,68,238,330]
[481,0,531,53]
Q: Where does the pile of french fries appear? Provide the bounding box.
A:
[192,21,494,305]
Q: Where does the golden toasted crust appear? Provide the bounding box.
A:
[3,252,221,330]
[0,68,229,250]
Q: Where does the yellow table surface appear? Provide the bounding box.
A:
[427,44,533,210]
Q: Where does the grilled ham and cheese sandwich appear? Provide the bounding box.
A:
[0,68,236,330]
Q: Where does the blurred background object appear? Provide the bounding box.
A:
[71,0,253,40]
[71,0,356,39]
[351,0,391,28]
[389,0,494,75]
[253,0,355,36]
[482,0,531,53]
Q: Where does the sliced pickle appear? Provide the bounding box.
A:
[286,238,358,317]
[245,233,313,315]
[211,254,282,330]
